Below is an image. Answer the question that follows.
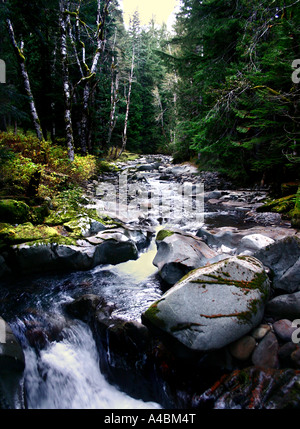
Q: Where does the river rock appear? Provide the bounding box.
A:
[251,332,279,369]
[251,324,271,340]
[273,319,297,342]
[153,230,219,285]
[193,366,300,409]
[229,335,257,361]
[142,256,270,352]
[7,233,139,275]
[254,236,300,293]
[237,234,275,254]
[265,291,300,320]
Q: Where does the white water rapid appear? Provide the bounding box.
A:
[23,320,162,410]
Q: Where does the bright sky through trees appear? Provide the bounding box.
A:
[120,0,180,29]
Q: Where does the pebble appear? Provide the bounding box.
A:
[251,324,271,340]
[252,332,279,369]
[229,335,256,361]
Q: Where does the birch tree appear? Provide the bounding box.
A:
[6,18,43,141]
[59,0,75,162]
[117,47,135,159]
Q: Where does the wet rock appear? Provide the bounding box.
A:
[153,230,218,286]
[251,332,279,369]
[291,348,300,367]
[278,342,298,367]
[237,234,275,254]
[143,256,270,352]
[254,236,300,293]
[7,233,139,275]
[65,294,114,323]
[229,335,256,361]
[193,366,300,409]
[273,319,297,342]
[265,291,300,320]
[251,324,271,341]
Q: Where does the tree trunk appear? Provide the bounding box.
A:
[59,0,75,162]
[117,48,134,160]
[107,30,119,148]
[6,19,43,141]
[79,0,111,154]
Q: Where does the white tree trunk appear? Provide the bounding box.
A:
[59,0,75,162]
[6,19,43,141]
[118,48,135,159]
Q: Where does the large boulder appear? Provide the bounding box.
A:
[6,230,139,275]
[153,230,219,285]
[254,236,300,293]
[142,256,270,352]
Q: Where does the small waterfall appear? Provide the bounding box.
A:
[23,320,161,410]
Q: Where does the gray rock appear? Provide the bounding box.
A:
[143,256,270,352]
[252,332,279,369]
[273,319,297,342]
[153,231,218,285]
[254,236,300,293]
[229,335,256,361]
[237,234,275,254]
[265,291,300,320]
[9,232,138,274]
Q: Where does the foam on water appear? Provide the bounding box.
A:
[24,321,162,410]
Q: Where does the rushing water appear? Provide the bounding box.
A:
[0,235,165,409]
[0,157,258,409]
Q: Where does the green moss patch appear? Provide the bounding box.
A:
[257,194,296,217]
[0,199,31,224]
[156,229,175,241]
[0,222,60,245]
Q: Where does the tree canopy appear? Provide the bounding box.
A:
[0,0,299,186]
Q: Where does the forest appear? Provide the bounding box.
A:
[0,0,299,194]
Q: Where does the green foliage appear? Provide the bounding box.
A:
[0,132,97,198]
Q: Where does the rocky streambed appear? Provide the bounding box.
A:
[0,154,300,409]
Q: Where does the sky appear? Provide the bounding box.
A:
[120,0,180,30]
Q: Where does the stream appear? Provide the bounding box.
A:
[0,155,281,409]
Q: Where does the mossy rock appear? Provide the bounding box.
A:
[257,194,296,217]
[291,186,300,229]
[0,222,60,245]
[0,199,30,224]
[44,208,79,226]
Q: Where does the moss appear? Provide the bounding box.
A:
[256,194,296,217]
[0,199,30,223]
[291,186,300,229]
[0,222,60,245]
[156,229,175,241]
[143,301,166,329]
